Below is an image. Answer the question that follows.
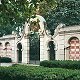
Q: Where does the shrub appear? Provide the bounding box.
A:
[0,57,12,63]
[0,65,80,80]
[40,60,80,69]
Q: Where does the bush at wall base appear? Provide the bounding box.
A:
[0,57,12,63]
[40,60,80,69]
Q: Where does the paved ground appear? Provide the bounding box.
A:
[0,63,39,67]
[0,63,12,67]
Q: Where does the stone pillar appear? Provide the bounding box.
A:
[55,35,65,60]
[14,36,18,63]
[21,22,30,63]
[40,34,49,61]
[40,35,44,61]
[22,35,29,63]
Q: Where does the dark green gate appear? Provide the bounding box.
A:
[29,33,40,64]
[48,41,55,60]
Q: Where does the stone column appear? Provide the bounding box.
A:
[22,35,29,63]
[40,35,44,61]
[21,22,30,63]
[14,36,18,63]
[40,34,49,61]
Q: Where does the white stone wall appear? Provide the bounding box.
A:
[54,25,80,60]
[0,35,16,62]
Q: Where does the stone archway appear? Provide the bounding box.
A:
[17,43,22,63]
[68,37,80,60]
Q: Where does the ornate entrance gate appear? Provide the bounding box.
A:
[21,15,50,63]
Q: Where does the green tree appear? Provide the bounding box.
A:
[54,0,80,26]
[0,0,35,36]
[34,0,80,35]
[1,0,80,36]
[36,0,59,35]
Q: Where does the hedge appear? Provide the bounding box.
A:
[40,60,80,69]
[0,65,80,80]
[0,57,12,63]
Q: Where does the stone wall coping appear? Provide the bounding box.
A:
[54,25,80,37]
[59,25,80,32]
[0,34,17,40]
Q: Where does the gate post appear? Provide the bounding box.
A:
[40,34,44,61]
[22,22,30,63]
[22,34,30,63]
[40,34,49,61]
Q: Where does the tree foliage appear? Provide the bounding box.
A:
[0,0,80,36]
[55,0,80,26]
[0,0,35,36]
[38,0,58,34]
[40,0,80,35]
